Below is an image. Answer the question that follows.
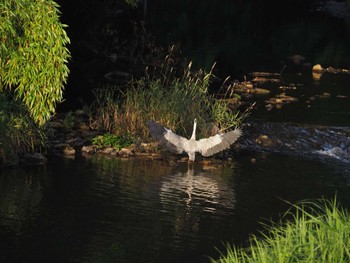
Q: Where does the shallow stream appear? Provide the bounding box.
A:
[0,152,349,262]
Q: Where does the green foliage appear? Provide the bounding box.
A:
[89,53,248,139]
[0,93,47,166]
[92,133,135,150]
[0,0,70,125]
[211,197,350,263]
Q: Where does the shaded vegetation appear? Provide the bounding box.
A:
[0,93,46,166]
[211,197,350,263]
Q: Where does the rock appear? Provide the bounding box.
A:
[278,85,297,91]
[252,77,281,84]
[253,88,271,95]
[21,152,47,165]
[312,72,323,81]
[118,148,133,156]
[312,64,324,73]
[127,143,137,151]
[250,71,280,77]
[317,92,331,99]
[265,93,298,109]
[275,98,283,104]
[312,64,350,75]
[64,146,75,155]
[255,135,273,147]
[82,145,95,154]
[202,164,217,170]
[336,95,348,99]
[101,147,115,155]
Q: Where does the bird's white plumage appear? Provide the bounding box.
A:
[163,128,187,153]
[147,119,242,162]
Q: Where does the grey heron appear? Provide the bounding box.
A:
[147,119,242,162]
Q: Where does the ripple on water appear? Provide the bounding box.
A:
[1,155,350,263]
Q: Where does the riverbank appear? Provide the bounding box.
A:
[19,109,350,179]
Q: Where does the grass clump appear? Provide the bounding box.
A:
[0,93,46,166]
[211,197,350,263]
[89,52,250,139]
[92,133,135,150]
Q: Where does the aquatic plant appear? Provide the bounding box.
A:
[89,52,249,139]
[211,197,350,263]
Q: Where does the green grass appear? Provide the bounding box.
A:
[88,56,250,139]
[211,197,350,263]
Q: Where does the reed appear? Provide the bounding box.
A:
[211,197,350,263]
[89,56,247,139]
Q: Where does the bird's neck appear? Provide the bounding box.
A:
[190,121,197,140]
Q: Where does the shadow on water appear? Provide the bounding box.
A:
[1,155,350,262]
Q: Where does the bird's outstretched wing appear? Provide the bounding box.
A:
[146,120,188,154]
[197,128,242,157]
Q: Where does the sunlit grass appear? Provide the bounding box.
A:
[89,54,250,139]
[211,197,350,263]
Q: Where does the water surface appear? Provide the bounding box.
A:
[0,153,349,263]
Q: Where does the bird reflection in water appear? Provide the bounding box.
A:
[159,164,236,235]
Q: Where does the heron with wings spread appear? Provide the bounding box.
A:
[147,119,242,162]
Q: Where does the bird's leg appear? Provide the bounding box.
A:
[187,159,194,169]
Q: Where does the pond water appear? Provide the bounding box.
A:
[0,153,350,263]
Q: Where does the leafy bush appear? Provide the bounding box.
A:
[92,133,135,150]
[0,0,70,125]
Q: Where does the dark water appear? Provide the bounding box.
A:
[248,72,350,127]
[1,154,349,263]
